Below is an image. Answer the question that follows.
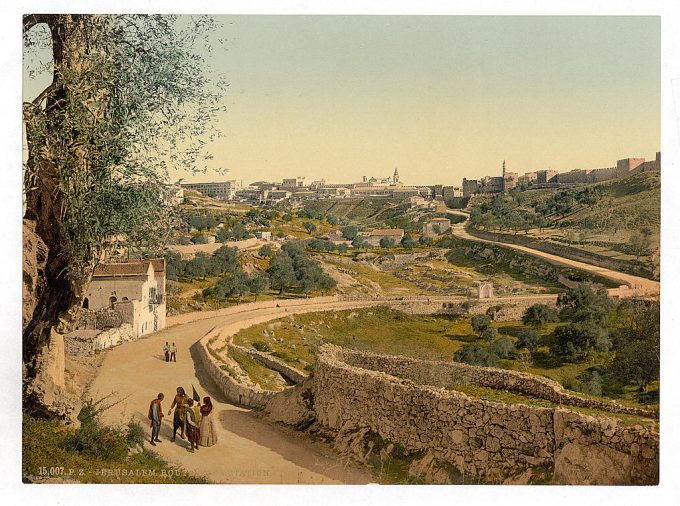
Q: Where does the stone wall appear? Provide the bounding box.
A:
[196,328,277,409]
[310,345,658,484]
[64,324,136,356]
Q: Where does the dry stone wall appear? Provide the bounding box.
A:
[311,345,658,484]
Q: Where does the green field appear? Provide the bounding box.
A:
[228,307,657,417]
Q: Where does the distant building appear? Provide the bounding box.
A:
[476,281,494,299]
[422,217,452,238]
[365,228,405,247]
[462,178,480,197]
[255,231,272,241]
[181,180,240,200]
[281,177,306,189]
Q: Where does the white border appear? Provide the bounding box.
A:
[2,2,679,506]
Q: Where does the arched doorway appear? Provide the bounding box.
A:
[82,297,89,309]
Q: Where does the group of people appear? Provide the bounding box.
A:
[163,342,177,362]
[147,386,218,451]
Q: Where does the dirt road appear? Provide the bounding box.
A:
[88,305,373,484]
[447,210,659,296]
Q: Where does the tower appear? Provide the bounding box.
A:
[393,167,400,184]
[502,160,506,178]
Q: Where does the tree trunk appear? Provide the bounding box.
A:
[23,15,99,419]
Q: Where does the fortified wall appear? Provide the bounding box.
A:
[309,345,658,485]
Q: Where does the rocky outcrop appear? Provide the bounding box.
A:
[23,220,78,421]
[23,219,48,330]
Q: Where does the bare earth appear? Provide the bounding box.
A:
[87,308,373,484]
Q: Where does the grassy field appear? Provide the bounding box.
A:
[230,307,657,414]
[23,415,208,484]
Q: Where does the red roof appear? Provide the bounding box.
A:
[369,229,404,236]
[93,258,165,277]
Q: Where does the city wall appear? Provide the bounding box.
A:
[311,345,659,484]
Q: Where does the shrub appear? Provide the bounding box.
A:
[489,338,514,359]
[522,304,558,327]
[516,329,541,351]
[126,420,146,449]
[252,341,271,352]
[577,370,603,397]
[552,322,611,362]
[453,345,498,367]
[190,233,208,244]
[258,244,273,257]
[471,314,492,337]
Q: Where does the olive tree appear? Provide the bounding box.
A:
[22,14,225,416]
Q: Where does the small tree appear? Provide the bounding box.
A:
[489,338,514,358]
[267,251,295,294]
[516,348,532,371]
[248,273,270,301]
[481,327,498,342]
[454,345,498,367]
[471,314,492,338]
[516,329,541,352]
[258,244,273,257]
[552,322,611,362]
[522,304,559,328]
[303,221,317,234]
[400,235,416,249]
[341,226,358,241]
[379,237,396,248]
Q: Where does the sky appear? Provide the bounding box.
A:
[23,15,661,186]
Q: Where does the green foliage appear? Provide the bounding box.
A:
[470,314,492,337]
[379,238,396,248]
[258,244,273,257]
[557,284,613,325]
[190,233,209,244]
[268,251,296,294]
[481,327,497,342]
[515,329,541,351]
[400,235,416,249]
[608,299,660,392]
[23,15,225,282]
[303,221,317,234]
[489,338,514,359]
[341,226,359,240]
[522,304,559,327]
[454,344,498,367]
[248,272,270,300]
[552,322,611,361]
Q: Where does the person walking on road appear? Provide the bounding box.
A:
[147,393,164,445]
[163,342,170,362]
[170,342,177,362]
[168,386,187,442]
[199,396,217,447]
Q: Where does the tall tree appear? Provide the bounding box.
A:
[22,15,224,417]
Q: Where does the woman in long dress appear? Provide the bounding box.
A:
[198,396,218,447]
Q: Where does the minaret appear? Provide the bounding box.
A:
[502,160,506,178]
[393,167,400,184]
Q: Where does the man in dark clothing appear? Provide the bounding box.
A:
[148,393,164,445]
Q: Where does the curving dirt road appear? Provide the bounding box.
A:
[447,210,659,296]
[88,302,376,484]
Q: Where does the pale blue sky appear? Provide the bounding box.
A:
[24,15,661,185]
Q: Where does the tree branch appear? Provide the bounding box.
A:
[23,14,53,34]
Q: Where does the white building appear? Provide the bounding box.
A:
[83,259,166,338]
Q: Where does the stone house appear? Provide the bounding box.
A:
[365,228,405,247]
[422,217,452,238]
[82,259,166,338]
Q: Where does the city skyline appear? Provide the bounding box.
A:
[23,16,661,186]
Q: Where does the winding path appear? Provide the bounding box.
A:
[447,210,659,296]
[88,300,376,484]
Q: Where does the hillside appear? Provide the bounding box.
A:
[299,198,444,232]
[467,171,660,280]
